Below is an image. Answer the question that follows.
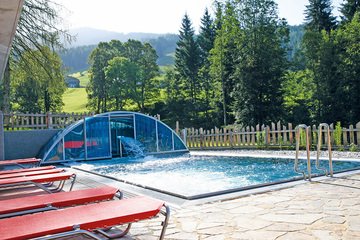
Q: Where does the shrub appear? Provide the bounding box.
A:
[334,122,344,151]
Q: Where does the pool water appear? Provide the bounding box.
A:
[72,155,360,199]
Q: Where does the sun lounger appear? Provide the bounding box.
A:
[0,158,40,169]
[0,165,56,175]
[0,168,65,180]
[0,172,76,193]
[0,186,121,219]
[0,195,169,240]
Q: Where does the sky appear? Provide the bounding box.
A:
[55,0,343,34]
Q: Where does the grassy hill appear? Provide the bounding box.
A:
[62,71,90,113]
[70,71,90,87]
[62,88,89,113]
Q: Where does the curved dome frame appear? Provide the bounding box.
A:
[39,111,188,164]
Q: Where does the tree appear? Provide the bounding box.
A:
[282,70,316,124]
[128,42,159,112]
[304,0,337,33]
[335,12,360,123]
[303,0,339,122]
[121,40,159,112]
[232,0,289,126]
[1,0,71,113]
[87,39,159,113]
[198,8,216,65]
[197,8,217,125]
[11,47,66,112]
[162,68,192,126]
[340,0,360,22]
[175,13,201,105]
[105,57,139,110]
[315,32,344,123]
[87,42,117,113]
[210,1,241,126]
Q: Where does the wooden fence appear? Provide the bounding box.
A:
[1,112,94,130]
[182,121,360,150]
[1,112,359,150]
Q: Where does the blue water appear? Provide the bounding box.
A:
[72,155,360,197]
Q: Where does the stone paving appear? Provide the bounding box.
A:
[134,175,360,239]
[72,170,360,240]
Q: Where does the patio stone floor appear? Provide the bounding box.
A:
[69,169,360,240]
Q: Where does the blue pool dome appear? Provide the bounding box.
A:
[39,111,188,163]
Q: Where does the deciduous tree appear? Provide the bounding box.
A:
[1,0,71,113]
[12,47,66,112]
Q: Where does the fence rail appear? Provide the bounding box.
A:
[182,121,360,150]
[2,112,94,130]
[1,113,359,151]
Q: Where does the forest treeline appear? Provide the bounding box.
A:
[59,34,179,72]
[86,0,360,128]
[1,0,360,130]
[59,26,302,74]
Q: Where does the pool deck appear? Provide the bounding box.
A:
[67,150,360,240]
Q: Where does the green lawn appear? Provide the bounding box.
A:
[70,71,90,87]
[62,71,90,113]
[62,88,89,113]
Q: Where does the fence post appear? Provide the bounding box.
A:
[265,126,270,146]
[288,123,293,144]
[277,121,281,144]
[0,111,4,160]
[176,121,179,134]
[356,122,360,146]
[181,128,187,146]
[200,128,204,150]
[47,112,53,129]
[342,127,348,146]
[349,124,355,145]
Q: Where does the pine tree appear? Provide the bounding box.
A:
[304,0,337,33]
[197,8,217,126]
[340,0,360,22]
[198,8,216,65]
[303,0,339,122]
[175,13,201,105]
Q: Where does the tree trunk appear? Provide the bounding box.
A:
[1,61,11,113]
[44,89,50,112]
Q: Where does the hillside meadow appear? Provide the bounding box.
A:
[62,71,89,113]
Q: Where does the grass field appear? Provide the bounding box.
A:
[62,88,89,113]
[62,71,90,113]
[70,71,90,87]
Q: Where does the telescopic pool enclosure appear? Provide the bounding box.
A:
[39,112,188,164]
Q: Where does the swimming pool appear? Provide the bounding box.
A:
[72,155,360,199]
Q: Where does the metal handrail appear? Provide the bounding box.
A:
[294,124,312,181]
[316,123,333,177]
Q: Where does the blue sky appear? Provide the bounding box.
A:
[56,0,343,33]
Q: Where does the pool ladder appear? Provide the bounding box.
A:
[316,123,333,177]
[294,123,333,181]
[294,124,312,180]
